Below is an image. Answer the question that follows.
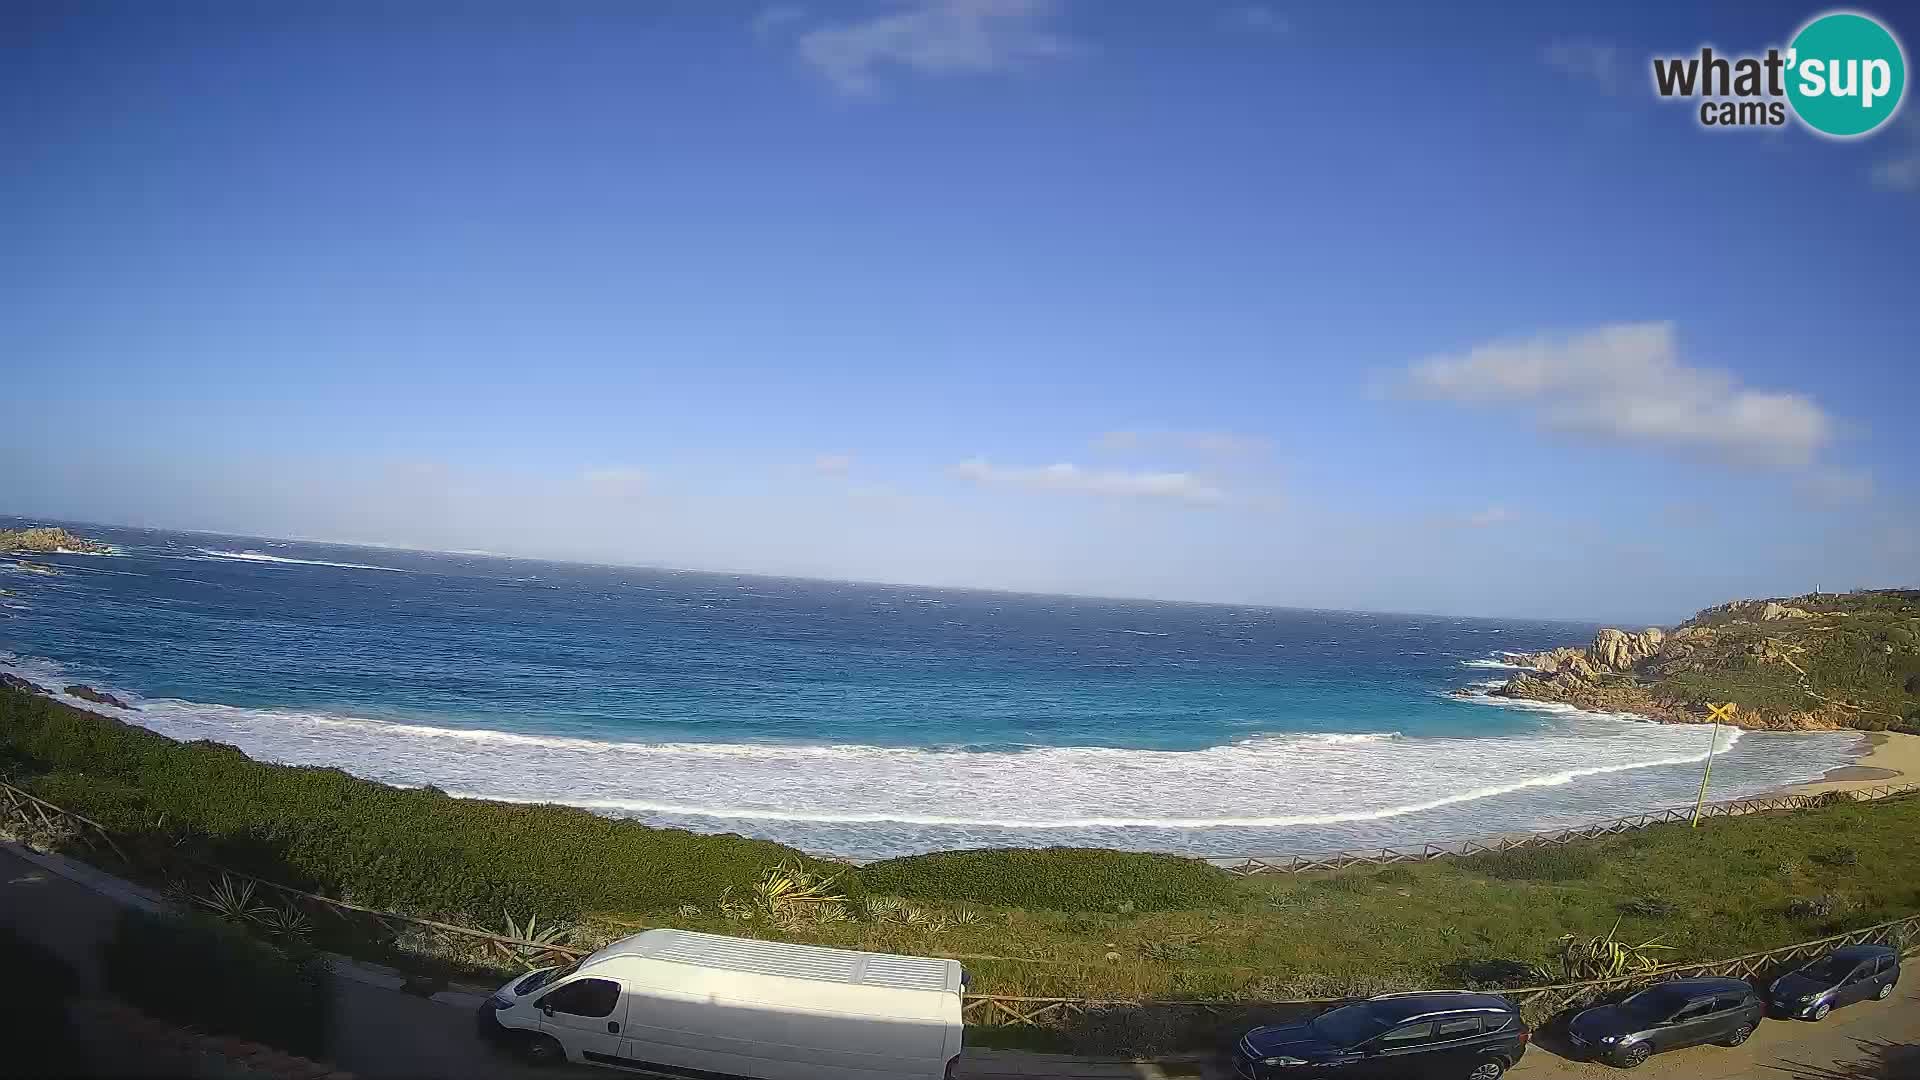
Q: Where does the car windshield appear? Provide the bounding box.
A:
[1620,988,1686,1020]
[514,960,581,995]
[1310,1004,1389,1046]
[1797,959,1849,984]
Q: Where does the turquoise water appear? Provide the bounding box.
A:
[0,520,1861,858]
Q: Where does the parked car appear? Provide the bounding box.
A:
[1565,977,1762,1069]
[1233,991,1529,1079]
[1770,943,1901,1020]
[477,928,965,1079]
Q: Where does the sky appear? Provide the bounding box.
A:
[3,1,1916,623]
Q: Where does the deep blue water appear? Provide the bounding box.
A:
[0,519,1862,858]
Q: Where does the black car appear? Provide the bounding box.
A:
[1565,977,1763,1069]
[1770,943,1901,1020]
[1234,991,1529,1079]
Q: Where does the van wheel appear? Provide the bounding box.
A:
[1467,1058,1507,1080]
[1619,1043,1651,1069]
[1721,1023,1753,1047]
[520,1034,564,1065]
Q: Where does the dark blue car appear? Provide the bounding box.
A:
[1770,944,1900,1020]
[1234,991,1529,1079]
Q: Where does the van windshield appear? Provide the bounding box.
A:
[514,960,582,995]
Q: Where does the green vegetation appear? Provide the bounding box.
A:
[0,526,112,554]
[862,847,1240,913]
[103,909,333,1058]
[1655,590,1920,730]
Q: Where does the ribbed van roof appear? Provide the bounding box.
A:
[596,929,963,994]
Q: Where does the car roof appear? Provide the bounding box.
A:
[1640,977,1751,996]
[1364,992,1516,1024]
[1827,944,1895,962]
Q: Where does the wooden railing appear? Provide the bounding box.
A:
[1208,784,1920,876]
[6,778,1915,1032]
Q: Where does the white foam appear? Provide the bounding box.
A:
[1460,658,1529,670]
[191,549,408,573]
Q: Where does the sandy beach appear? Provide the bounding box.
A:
[1775,730,1920,795]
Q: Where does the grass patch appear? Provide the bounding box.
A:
[861,847,1240,913]
[1458,845,1602,882]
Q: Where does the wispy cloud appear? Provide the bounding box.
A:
[581,466,650,499]
[1094,429,1272,457]
[1221,4,1288,35]
[1869,114,1920,192]
[953,458,1225,504]
[1794,467,1874,505]
[1542,38,1624,93]
[1399,322,1836,469]
[751,4,806,40]
[812,453,855,475]
[1464,505,1516,527]
[790,0,1073,96]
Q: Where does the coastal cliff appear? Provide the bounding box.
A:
[1474,590,1920,733]
[0,527,113,555]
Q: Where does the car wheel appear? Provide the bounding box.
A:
[520,1034,565,1065]
[1811,1002,1831,1021]
[1619,1043,1652,1069]
[1721,1023,1753,1047]
[1877,983,1894,1000]
[1466,1058,1507,1080]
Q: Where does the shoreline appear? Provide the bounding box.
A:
[1768,730,1920,796]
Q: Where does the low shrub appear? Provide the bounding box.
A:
[1459,845,1602,882]
[859,847,1241,912]
[1,689,845,917]
[102,910,332,1058]
[1618,895,1679,918]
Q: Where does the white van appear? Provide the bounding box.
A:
[477,928,966,1079]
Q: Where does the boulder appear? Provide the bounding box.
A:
[2,673,49,696]
[1760,602,1814,620]
[1588,627,1665,671]
[64,684,134,710]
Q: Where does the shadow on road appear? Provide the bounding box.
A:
[1762,1036,1918,1080]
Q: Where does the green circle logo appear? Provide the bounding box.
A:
[1786,11,1906,137]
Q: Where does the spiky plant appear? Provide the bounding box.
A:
[251,903,313,941]
[1556,918,1673,981]
[747,862,849,927]
[502,911,574,970]
[194,873,270,924]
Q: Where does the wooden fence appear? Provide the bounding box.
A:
[5,778,1915,1033]
[1208,784,1920,876]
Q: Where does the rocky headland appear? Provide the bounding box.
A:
[1463,590,1920,733]
[0,527,113,555]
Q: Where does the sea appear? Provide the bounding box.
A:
[0,520,1862,861]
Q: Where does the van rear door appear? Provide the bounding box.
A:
[532,977,628,1063]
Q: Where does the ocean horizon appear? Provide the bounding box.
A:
[1,519,1862,860]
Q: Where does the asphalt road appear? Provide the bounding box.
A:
[3,843,1911,1080]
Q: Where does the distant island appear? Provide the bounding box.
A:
[1474,589,1920,733]
[0,527,113,555]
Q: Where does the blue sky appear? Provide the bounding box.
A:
[3,1,1915,622]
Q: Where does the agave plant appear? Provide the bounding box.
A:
[1556,918,1673,981]
[194,873,270,923]
[502,912,574,970]
[748,862,850,927]
[251,902,313,941]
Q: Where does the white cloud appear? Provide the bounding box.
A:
[1542,38,1623,93]
[1094,429,1272,456]
[794,0,1072,96]
[581,466,649,499]
[1400,322,1834,468]
[1872,153,1920,191]
[953,458,1225,504]
[1794,467,1874,505]
[1221,4,1288,35]
[1464,506,1516,527]
[813,453,855,474]
[751,4,806,39]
